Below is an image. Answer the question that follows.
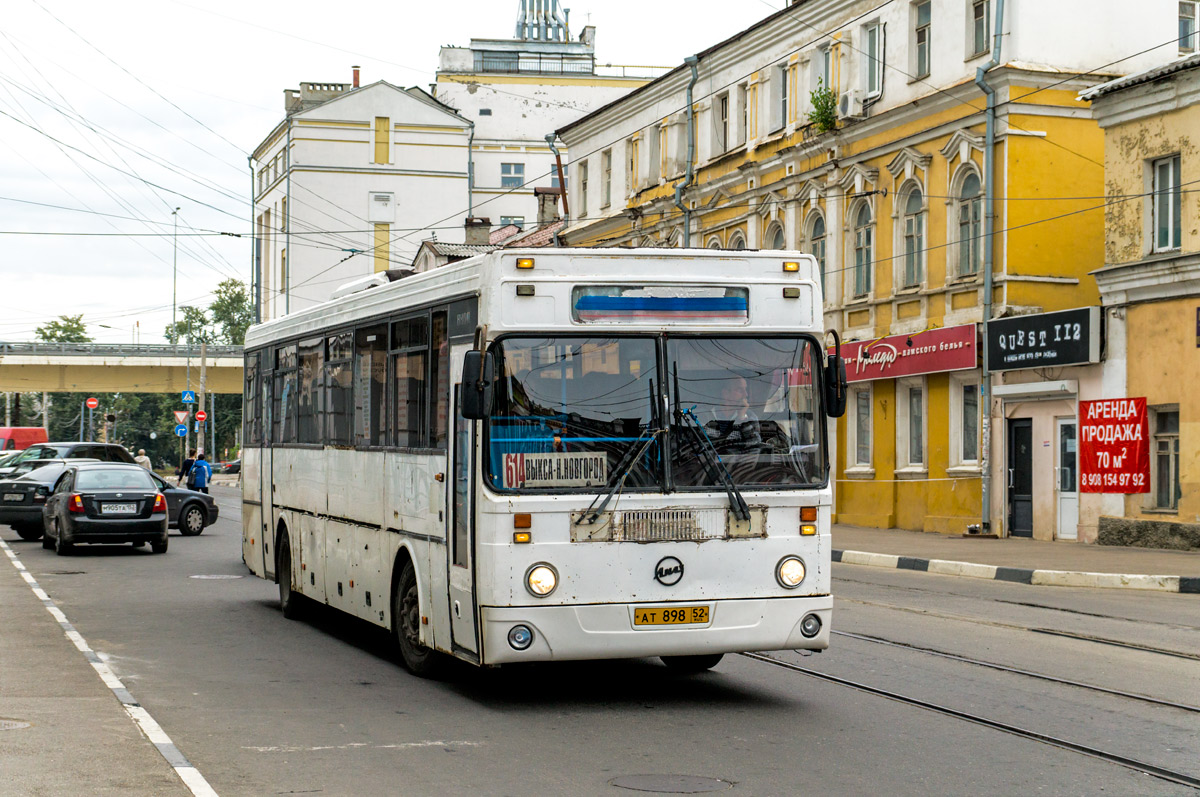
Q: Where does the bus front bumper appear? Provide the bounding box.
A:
[479,595,832,665]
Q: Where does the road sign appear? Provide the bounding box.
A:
[182,390,196,404]
[174,424,188,437]
[174,410,190,424]
[85,397,99,409]
[195,410,208,422]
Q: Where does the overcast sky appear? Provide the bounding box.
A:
[1,0,779,344]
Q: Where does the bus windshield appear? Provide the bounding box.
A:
[484,335,827,493]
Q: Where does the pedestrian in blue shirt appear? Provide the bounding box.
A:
[190,453,213,494]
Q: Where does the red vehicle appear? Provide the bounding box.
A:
[0,428,48,452]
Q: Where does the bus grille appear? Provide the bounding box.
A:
[613,509,722,542]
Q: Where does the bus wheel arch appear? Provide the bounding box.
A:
[391,545,438,676]
[276,518,305,620]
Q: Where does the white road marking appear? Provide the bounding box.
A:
[243,740,484,753]
[0,537,220,797]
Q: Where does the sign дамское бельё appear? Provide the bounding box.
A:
[838,324,977,383]
[986,307,1100,371]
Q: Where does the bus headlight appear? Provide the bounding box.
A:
[525,563,558,597]
[776,556,806,589]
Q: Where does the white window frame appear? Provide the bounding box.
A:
[499,215,525,230]
[913,1,932,78]
[736,84,749,147]
[805,211,828,297]
[501,162,525,188]
[896,377,927,472]
[771,63,789,132]
[953,168,983,277]
[766,222,787,250]
[847,384,874,474]
[896,182,926,290]
[578,159,589,219]
[1151,154,1182,252]
[715,92,729,154]
[1150,406,1181,511]
[969,0,991,58]
[1181,1,1198,53]
[948,373,982,472]
[601,149,612,208]
[863,22,884,98]
[849,200,874,299]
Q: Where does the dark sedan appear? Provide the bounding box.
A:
[0,442,135,477]
[147,472,218,535]
[0,460,99,540]
[42,464,168,555]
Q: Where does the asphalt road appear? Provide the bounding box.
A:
[4,486,1198,796]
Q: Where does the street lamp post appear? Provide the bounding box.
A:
[172,207,181,334]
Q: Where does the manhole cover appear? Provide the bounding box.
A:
[0,720,31,731]
[189,575,244,580]
[610,775,732,793]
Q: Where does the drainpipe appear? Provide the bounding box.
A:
[545,133,569,224]
[973,0,1005,534]
[468,121,476,218]
[249,155,260,324]
[285,116,293,315]
[673,55,700,248]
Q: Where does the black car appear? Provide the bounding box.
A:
[41,463,168,555]
[0,442,135,477]
[0,460,100,540]
[147,471,219,535]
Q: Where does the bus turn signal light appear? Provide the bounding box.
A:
[514,513,532,529]
[783,261,800,272]
[516,258,535,269]
[801,525,817,536]
[513,531,532,544]
[801,506,817,522]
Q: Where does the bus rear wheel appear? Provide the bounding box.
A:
[661,654,724,673]
[278,533,305,620]
[393,561,438,677]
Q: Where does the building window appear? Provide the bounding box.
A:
[649,124,662,183]
[806,212,827,292]
[374,116,390,164]
[897,379,926,468]
[914,2,932,78]
[501,162,525,188]
[1153,409,1180,510]
[602,149,612,207]
[853,388,872,466]
[767,224,786,250]
[864,22,883,97]
[773,64,789,132]
[627,137,640,194]
[971,0,991,57]
[478,108,492,116]
[957,171,982,275]
[716,93,729,153]
[961,382,979,462]
[1152,154,1182,251]
[500,216,525,230]
[736,84,749,146]
[1184,2,1199,52]
[579,160,589,218]
[706,236,723,249]
[902,188,925,288]
[852,202,874,297]
[729,232,747,250]
[551,172,562,189]
[818,47,833,92]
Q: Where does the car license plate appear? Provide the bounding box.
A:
[102,503,137,515]
[3,493,23,502]
[633,605,710,626]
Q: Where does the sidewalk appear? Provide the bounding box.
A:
[833,524,1200,593]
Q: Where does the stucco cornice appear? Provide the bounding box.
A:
[1093,251,1200,305]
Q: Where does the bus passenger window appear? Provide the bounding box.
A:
[297,338,324,444]
[432,311,449,450]
[325,332,353,446]
[354,326,387,447]
[274,344,298,444]
[391,316,429,447]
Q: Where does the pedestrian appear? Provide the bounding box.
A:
[134,448,152,470]
[190,453,213,494]
[178,448,196,487]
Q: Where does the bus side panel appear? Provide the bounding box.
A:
[323,519,355,614]
[384,452,444,538]
[241,446,264,578]
[328,449,384,530]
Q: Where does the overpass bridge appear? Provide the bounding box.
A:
[0,342,244,394]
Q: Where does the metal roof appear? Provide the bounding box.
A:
[1080,53,1200,100]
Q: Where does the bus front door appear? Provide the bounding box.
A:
[448,380,480,658]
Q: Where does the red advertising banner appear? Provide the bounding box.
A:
[836,324,978,382]
[1079,398,1150,494]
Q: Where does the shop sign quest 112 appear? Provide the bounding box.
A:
[1079,398,1150,493]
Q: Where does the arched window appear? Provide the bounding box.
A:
[901,188,924,288]
[852,203,873,297]
[767,224,786,250]
[805,212,827,291]
[729,232,747,250]
[706,236,723,249]
[957,172,982,275]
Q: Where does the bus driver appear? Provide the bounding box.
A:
[705,375,762,451]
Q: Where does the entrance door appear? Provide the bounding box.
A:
[1007,418,1033,537]
[1056,418,1078,540]
[447,375,479,658]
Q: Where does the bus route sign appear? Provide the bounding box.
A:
[1079,398,1150,494]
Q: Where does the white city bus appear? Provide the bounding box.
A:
[241,248,846,674]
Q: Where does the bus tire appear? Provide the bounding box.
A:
[660,654,724,673]
[393,560,438,677]
[278,532,305,620]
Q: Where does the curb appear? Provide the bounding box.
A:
[833,549,1200,594]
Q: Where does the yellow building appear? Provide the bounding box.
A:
[556,2,1174,538]
[1086,54,1200,549]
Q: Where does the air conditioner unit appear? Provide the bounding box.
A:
[838,89,866,120]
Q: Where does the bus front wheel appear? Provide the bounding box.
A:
[393,561,438,677]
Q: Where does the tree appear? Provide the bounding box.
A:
[35,314,92,343]
[209,278,254,344]
[164,305,215,345]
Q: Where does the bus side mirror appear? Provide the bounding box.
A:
[461,350,495,420]
[824,330,848,418]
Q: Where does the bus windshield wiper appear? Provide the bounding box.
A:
[673,367,751,522]
[576,378,662,526]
